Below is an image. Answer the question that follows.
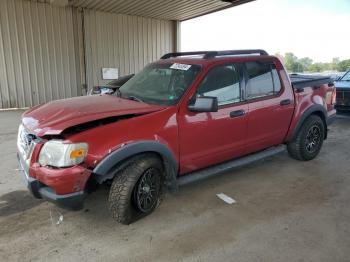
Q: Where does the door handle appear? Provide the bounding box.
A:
[280,99,291,106]
[230,109,245,118]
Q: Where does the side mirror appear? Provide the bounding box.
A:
[188,96,218,112]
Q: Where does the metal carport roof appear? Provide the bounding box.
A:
[37,0,254,21]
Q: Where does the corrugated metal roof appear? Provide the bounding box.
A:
[71,0,254,21]
[32,0,254,21]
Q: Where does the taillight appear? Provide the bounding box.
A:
[331,89,336,105]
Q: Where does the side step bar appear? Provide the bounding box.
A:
[177,145,286,186]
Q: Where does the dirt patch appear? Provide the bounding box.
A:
[0,190,43,217]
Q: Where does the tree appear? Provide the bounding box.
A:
[299,57,313,70]
[337,59,350,72]
[277,52,349,73]
[308,63,322,72]
[294,62,304,72]
[284,53,299,72]
[284,53,306,72]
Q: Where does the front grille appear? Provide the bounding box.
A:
[336,90,350,105]
[17,125,34,159]
[17,125,37,162]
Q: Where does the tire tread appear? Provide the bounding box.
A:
[287,115,325,161]
[108,154,163,224]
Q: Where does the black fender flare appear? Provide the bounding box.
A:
[92,140,179,191]
[290,104,328,141]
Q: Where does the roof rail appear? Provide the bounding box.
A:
[161,51,217,59]
[206,49,269,58]
[161,49,268,59]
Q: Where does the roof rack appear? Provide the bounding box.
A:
[161,49,268,59]
[161,51,216,59]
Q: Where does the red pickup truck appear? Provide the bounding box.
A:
[17,50,336,224]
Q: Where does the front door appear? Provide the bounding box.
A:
[178,63,248,174]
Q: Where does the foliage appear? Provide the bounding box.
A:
[275,53,350,73]
[283,53,304,72]
[337,59,350,72]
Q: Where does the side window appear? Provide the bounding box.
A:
[245,62,281,99]
[197,64,241,106]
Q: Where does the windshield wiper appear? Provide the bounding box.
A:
[127,95,144,102]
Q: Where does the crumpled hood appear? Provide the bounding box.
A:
[22,95,165,137]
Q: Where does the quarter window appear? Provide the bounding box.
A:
[245,62,281,99]
[197,64,241,106]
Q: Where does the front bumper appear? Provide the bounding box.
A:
[17,153,87,209]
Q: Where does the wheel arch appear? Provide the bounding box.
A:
[290,104,328,142]
[92,141,179,190]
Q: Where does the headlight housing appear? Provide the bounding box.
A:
[38,140,88,168]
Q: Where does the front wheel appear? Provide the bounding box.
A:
[287,115,325,161]
[108,154,163,225]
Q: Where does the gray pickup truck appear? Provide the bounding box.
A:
[335,70,350,112]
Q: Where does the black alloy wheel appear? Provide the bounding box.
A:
[305,125,322,154]
[134,168,161,213]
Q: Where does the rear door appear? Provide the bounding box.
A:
[178,63,248,174]
[244,61,294,153]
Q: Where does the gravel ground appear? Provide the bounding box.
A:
[0,110,349,262]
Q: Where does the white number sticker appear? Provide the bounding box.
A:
[170,63,192,71]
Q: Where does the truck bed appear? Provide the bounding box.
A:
[290,74,332,89]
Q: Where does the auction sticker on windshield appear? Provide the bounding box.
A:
[170,63,192,71]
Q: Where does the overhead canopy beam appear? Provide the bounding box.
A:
[31,0,255,21]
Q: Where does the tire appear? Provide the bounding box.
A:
[287,115,325,161]
[108,154,163,225]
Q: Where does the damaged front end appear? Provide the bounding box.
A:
[17,94,166,209]
[60,114,138,137]
[17,124,90,209]
[16,115,134,209]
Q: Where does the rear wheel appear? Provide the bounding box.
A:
[287,115,325,161]
[108,154,163,225]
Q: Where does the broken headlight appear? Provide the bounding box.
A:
[38,140,88,168]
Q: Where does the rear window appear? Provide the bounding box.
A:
[245,62,281,99]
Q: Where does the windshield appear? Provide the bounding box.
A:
[341,70,350,81]
[119,63,201,105]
